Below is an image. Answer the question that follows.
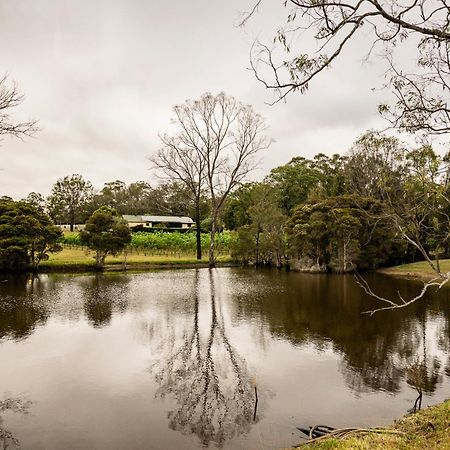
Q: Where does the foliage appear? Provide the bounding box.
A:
[79,207,131,268]
[345,131,408,200]
[229,183,287,266]
[62,230,234,255]
[88,180,203,218]
[248,1,450,136]
[0,198,62,271]
[266,154,347,213]
[289,195,399,272]
[47,174,94,230]
[266,156,323,214]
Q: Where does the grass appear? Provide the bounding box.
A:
[379,260,450,278]
[292,400,449,449]
[40,247,232,269]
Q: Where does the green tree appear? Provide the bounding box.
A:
[344,131,408,200]
[0,198,62,271]
[48,174,94,231]
[266,157,323,214]
[289,195,397,272]
[80,207,131,269]
[224,183,260,231]
[328,208,361,272]
[23,192,47,212]
[93,180,128,212]
[231,183,287,267]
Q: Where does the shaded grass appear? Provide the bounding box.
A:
[41,247,232,268]
[292,400,449,450]
[378,260,450,282]
[382,260,450,275]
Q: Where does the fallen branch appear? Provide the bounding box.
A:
[298,426,406,447]
[354,271,449,315]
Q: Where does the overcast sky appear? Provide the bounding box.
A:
[0,0,393,199]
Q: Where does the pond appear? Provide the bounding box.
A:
[0,268,448,449]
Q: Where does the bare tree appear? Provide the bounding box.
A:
[151,113,207,259]
[153,92,270,267]
[245,1,450,135]
[0,75,37,140]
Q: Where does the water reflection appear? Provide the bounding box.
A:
[0,396,31,449]
[230,272,450,396]
[0,270,448,449]
[149,269,259,448]
[80,274,130,328]
[0,276,49,341]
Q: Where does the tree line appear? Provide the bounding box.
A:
[225,131,450,273]
[2,88,449,279]
[23,177,205,232]
[5,128,449,275]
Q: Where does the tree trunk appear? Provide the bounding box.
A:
[255,229,260,266]
[70,211,75,232]
[96,250,107,269]
[209,217,216,268]
[276,252,282,269]
[343,240,347,272]
[195,202,202,260]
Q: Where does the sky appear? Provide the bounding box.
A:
[0,0,395,198]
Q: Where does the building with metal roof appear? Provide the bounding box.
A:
[123,215,194,229]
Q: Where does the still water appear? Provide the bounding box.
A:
[0,268,448,449]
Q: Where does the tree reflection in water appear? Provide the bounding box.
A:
[0,275,49,341]
[230,272,450,396]
[0,397,31,449]
[81,274,130,328]
[150,269,259,448]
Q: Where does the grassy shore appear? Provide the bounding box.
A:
[378,259,450,280]
[293,400,449,449]
[40,247,233,271]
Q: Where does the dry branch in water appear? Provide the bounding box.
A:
[355,272,449,315]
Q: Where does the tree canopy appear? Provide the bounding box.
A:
[48,174,94,231]
[0,198,62,272]
[80,207,131,269]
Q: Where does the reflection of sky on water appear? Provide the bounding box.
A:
[0,269,448,449]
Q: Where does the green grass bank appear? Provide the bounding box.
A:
[40,247,234,272]
[378,260,450,280]
[292,400,449,449]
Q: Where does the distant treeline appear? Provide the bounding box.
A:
[6,129,450,273]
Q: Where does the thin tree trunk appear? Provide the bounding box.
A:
[209,215,216,268]
[255,229,260,266]
[343,240,347,272]
[70,211,75,232]
[195,201,202,260]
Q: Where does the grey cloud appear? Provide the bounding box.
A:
[0,0,400,198]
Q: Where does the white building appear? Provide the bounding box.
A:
[122,215,194,229]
